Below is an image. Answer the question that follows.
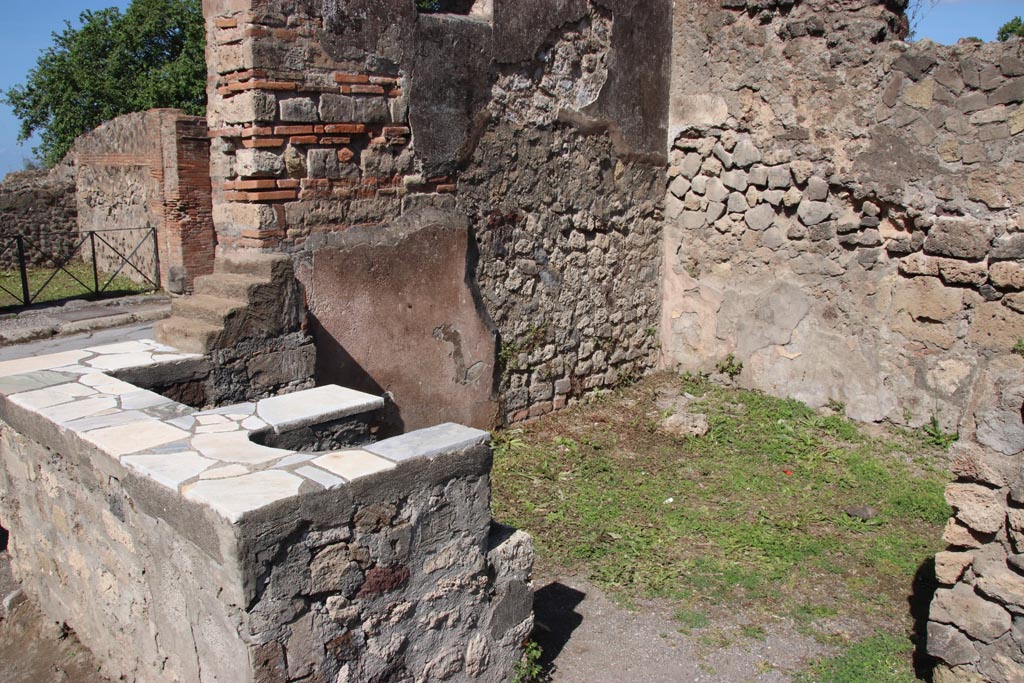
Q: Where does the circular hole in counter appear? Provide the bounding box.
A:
[248,414,381,454]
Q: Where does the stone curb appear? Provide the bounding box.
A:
[0,299,171,347]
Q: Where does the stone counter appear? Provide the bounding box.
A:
[0,340,532,682]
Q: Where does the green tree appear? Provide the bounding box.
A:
[998,16,1024,41]
[3,0,206,167]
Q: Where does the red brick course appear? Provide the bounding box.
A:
[205,4,458,249]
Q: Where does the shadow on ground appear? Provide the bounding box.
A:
[532,581,587,672]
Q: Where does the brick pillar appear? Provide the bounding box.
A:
[203,0,451,254]
[159,111,216,292]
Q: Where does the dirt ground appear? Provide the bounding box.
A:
[0,552,110,683]
[0,550,841,683]
[533,574,833,683]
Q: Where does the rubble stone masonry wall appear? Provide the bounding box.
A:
[0,165,78,271]
[1,423,532,683]
[203,0,671,425]
[455,6,667,422]
[75,109,215,292]
[664,1,1024,680]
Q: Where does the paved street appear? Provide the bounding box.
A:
[0,322,156,362]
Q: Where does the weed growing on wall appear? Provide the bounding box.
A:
[922,416,958,449]
[998,16,1024,41]
[498,323,548,377]
[715,353,743,378]
[906,0,939,39]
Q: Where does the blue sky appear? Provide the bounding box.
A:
[0,0,1022,178]
[0,1,129,177]
[915,0,1024,43]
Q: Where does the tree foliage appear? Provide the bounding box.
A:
[998,16,1024,42]
[3,0,206,167]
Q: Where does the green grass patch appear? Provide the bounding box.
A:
[492,375,949,608]
[794,633,918,683]
[739,623,767,640]
[492,373,950,679]
[673,608,710,631]
[0,261,151,309]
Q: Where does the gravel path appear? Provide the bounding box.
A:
[534,576,831,683]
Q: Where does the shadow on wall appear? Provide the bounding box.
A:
[302,209,499,433]
[910,556,939,680]
[464,219,504,420]
[309,313,406,439]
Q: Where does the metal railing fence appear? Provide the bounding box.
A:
[0,228,160,309]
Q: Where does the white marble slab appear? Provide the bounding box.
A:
[200,464,250,480]
[0,350,90,378]
[84,341,154,355]
[10,382,96,410]
[0,338,486,525]
[296,465,345,489]
[184,471,304,522]
[80,373,144,396]
[203,402,255,416]
[256,385,384,434]
[122,451,216,490]
[45,397,119,424]
[195,423,240,434]
[50,364,98,375]
[86,352,157,371]
[314,450,396,481]
[81,420,190,457]
[119,391,173,411]
[275,453,317,468]
[191,431,290,465]
[366,423,489,462]
[242,416,267,431]
[0,371,77,394]
[63,409,150,432]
